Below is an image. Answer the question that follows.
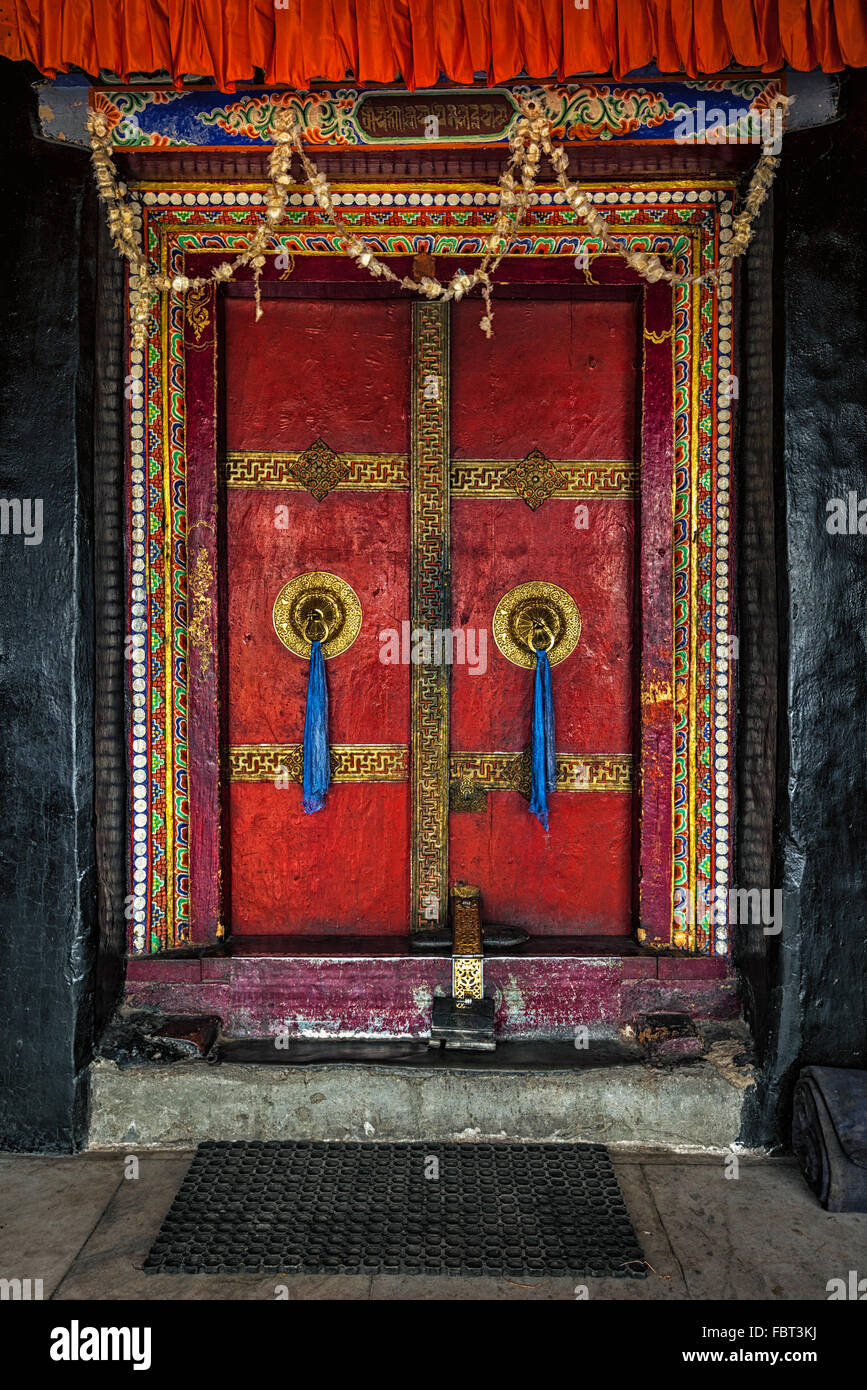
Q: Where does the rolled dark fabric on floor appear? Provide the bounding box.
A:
[792,1067,867,1212]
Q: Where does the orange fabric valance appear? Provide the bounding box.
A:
[1,0,866,89]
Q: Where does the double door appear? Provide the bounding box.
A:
[223,275,637,939]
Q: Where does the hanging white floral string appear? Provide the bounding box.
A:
[532,94,791,286]
[270,104,540,334]
[87,106,297,348]
[88,92,791,350]
[280,93,791,299]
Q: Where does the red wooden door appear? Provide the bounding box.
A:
[224,293,412,935]
[448,294,637,936]
[221,280,636,940]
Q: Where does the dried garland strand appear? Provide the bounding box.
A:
[88,106,296,347]
[532,93,791,286]
[88,92,790,350]
[273,103,542,333]
[283,93,791,299]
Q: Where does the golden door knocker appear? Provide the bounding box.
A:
[271,573,361,817]
[527,618,555,654]
[303,608,331,646]
[492,580,581,669]
[272,571,362,659]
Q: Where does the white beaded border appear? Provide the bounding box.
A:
[141,186,722,210]
[128,194,150,954]
[128,349,148,955]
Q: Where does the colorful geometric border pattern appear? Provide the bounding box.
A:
[128,178,734,956]
[95,77,781,149]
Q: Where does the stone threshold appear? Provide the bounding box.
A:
[88,1023,754,1151]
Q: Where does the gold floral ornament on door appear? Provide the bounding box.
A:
[272,571,362,813]
[493,581,582,831]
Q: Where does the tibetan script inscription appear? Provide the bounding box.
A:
[357,93,514,141]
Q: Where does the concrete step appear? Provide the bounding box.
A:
[88,1030,754,1152]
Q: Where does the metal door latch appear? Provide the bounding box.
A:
[429,882,496,1050]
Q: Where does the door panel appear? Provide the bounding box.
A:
[449,797,633,931]
[449,497,634,753]
[226,489,410,746]
[224,295,411,935]
[448,297,638,935]
[450,297,638,460]
[228,782,410,935]
[225,298,412,455]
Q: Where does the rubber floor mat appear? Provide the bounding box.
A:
[144,1139,647,1278]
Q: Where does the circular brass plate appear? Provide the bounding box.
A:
[272,571,362,660]
[492,581,581,669]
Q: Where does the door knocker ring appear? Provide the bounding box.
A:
[527,619,555,654]
[304,608,331,646]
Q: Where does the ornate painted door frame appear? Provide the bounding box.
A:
[126,176,736,959]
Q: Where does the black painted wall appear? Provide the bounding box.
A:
[0,61,864,1151]
[0,60,100,1150]
[743,70,867,1145]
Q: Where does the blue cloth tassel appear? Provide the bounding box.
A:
[302,639,330,814]
[528,649,556,830]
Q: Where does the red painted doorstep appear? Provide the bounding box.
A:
[125,959,201,983]
[657,956,727,980]
[123,950,737,1038]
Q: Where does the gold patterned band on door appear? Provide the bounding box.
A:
[411,301,451,936]
[450,457,638,502]
[225,450,410,492]
[229,744,409,782]
[449,751,633,810]
[226,451,636,504]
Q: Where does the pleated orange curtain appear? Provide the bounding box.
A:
[2,0,866,87]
